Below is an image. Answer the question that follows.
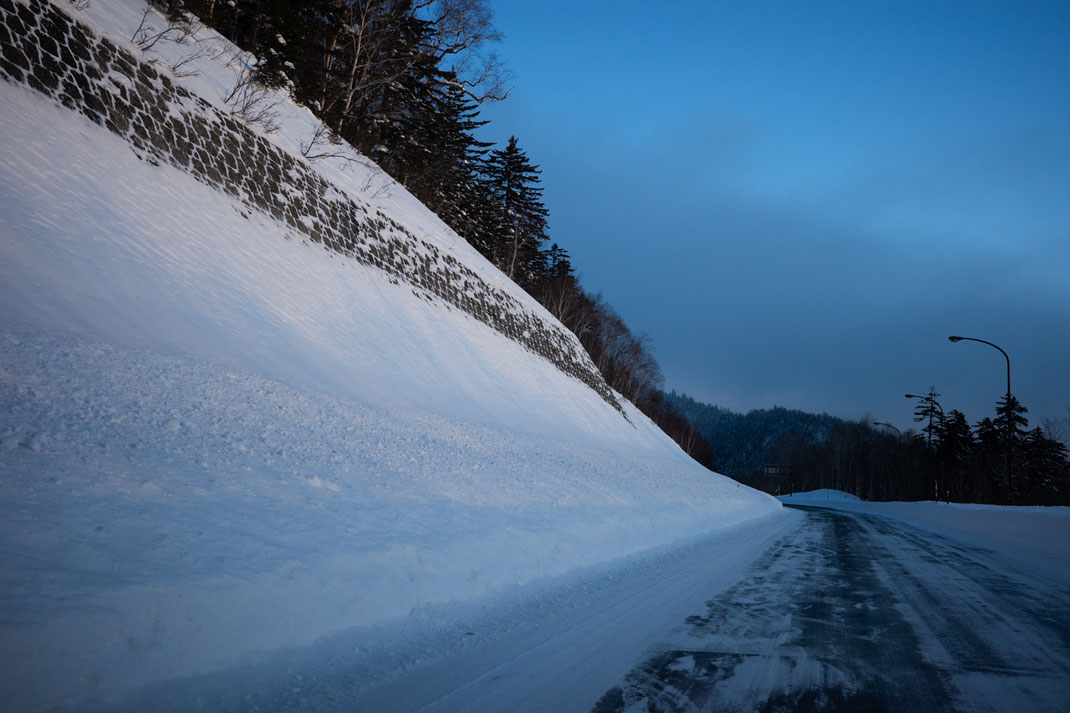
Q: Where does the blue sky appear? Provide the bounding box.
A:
[479,0,1070,431]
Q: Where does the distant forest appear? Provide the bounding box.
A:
[668,392,1070,506]
[160,1,1066,505]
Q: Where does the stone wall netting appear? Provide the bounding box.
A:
[0,0,623,412]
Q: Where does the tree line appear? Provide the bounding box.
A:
[893,389,1069,505]
[669,390,1070,505]
[163,0,710,460]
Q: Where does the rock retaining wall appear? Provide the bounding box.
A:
[0,0,623,411]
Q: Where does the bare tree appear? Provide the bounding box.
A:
[415,0,512,102]
[317,1,421,131]
[131,6,197,52]
[300,124,346,160]
[222,52,282,133]
[128,6,210,78]
[1041,410,1070,448]
[314,0,510,134]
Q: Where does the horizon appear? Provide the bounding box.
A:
[478,0,1070,433]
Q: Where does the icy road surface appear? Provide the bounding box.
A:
[595,504,1070,713]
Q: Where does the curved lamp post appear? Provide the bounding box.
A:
[904,393,944,416]
[872,422,902,501]
[949,335,1013,501]
[948,336,1010,399]
[873,421,901,437]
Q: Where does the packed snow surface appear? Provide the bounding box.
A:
[0,0,778,709]
[779,491,1070,584]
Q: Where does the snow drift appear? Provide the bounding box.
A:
[0,0,779,709]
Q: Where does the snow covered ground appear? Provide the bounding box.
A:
[0,1,779,710]
[780,490,1070,584]
[66,510,801,713]
[781,488,860,503]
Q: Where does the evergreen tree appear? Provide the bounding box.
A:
[411,75,493,252]
[993,394,1029,502]
[911,387,943,450]
[534,243,583,330]
[993,394,1029,440]
[937,410,974,501]
[1019,427,1070,505]
[483,136,549,288]
[543,243,572,279]
[972,416,1001,502]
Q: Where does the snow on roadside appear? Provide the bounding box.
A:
[782,488,860,502]
[0,2,780,709]
[0,328,774,710]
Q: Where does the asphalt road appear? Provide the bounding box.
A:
[591,504,1070,713]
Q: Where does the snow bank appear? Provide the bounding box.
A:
[783,488,861,502]
[0,1,778,709]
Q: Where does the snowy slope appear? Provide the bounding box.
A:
[0,0,779,709]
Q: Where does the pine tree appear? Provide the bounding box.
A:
[483,136,549,288]
[911,387,943,450]
[993,394,1029,502]
[544,243,572,279]
[971,417,1000,502]
[937,410,974,501]
[411,75,493,252]
[1019,427,1070,504]
[993,394,1029,441]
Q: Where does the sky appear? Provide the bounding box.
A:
[477,0,1070,433]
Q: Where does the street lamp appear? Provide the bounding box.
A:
[873,421,901,437]
[948,336,1010,399]
[905,393,944,416]
[872,422,902,501]
[949,335,1013,501]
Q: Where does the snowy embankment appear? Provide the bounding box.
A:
[0,0,779,709]
[780,490,1070,584]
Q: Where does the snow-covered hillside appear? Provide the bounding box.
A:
[0,0,779,709]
